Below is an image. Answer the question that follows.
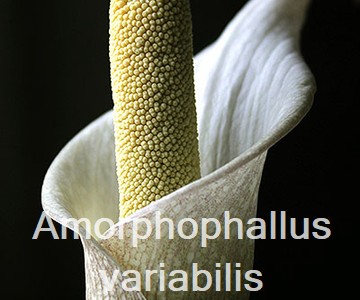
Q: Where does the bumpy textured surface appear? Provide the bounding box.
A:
[110,0,200,218]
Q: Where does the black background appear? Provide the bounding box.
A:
[1,0,358,299]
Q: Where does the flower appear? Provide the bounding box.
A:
[41,0,316,299]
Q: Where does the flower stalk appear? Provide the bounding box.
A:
[110,0,200,218]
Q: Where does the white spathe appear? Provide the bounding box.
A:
[41,0,316,299]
